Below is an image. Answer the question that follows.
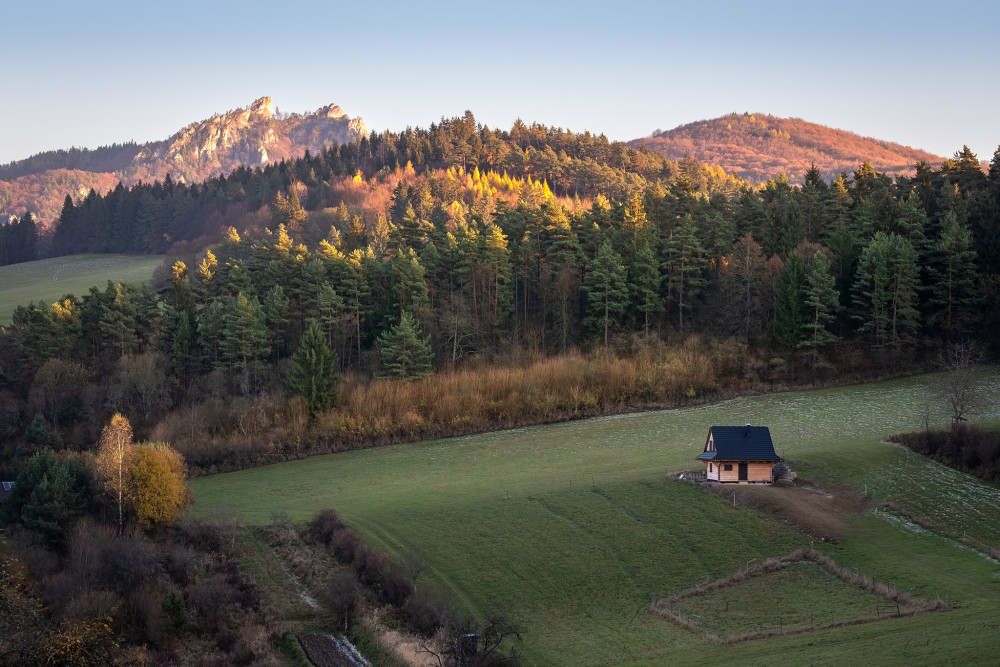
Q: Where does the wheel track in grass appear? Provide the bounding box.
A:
[345,514,482,619]
[528,494,651,598]
[636,480,786,569]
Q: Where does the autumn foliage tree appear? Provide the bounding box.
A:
[94,414,136,535]
[131,443,190,529]
[93,414,189,532]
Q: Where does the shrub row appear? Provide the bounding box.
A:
[303,509,442,637]
[890,425,1000,483]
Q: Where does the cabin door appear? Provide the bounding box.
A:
[738,463,748,481]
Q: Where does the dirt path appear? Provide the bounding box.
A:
[709,481,871,542]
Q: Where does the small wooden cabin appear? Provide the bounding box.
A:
[696,425,782,484]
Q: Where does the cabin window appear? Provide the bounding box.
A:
[709,463,713,472]
[724,464,732,471]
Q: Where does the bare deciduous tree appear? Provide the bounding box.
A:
[420,611,523,667]
[939,340,985,430]
[402,543,430,585]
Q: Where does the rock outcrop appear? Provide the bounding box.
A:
[0,97,367,226]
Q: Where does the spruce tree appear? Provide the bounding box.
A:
[583,240,628,346]
[630,237,663,336]
[852,233,920,359]
[774,251,807,354]
[799,250,840,365]
[379,311,433,380]
[289,321,340,417]
[220,292,269,372]
[929,211,979,338]
[99,282,139,362]
[662,214,708,334]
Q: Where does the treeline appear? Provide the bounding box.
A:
[0,142,143,181]
[0,212,37,266]
[41,111,745,257]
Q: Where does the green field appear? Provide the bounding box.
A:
[191,371,1000,665]
[0,254,164,322]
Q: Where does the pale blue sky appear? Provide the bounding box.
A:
[2,0,997,166]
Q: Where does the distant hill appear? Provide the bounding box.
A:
[629,113,945,184]
[0,97,366,227]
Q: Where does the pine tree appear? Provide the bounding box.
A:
[799,250,840,365]
[379,311,433,380]
[316,283,351,352]
[583,240,628,345]
[481,222,514,333]
[99,282,139,362]
[852,233,920,359]
[774,250,807,354]
[289,321,340,417]
[170,310,199,381]
[662,214,708,334]
[272,187,307,230]
[630,236,663,336]
[220,292,269,372]
[543,206,582,350]
[929,211,979,338]
[389,249,432,323]
[20,456,86,550]
[261,285,290,359]
[896,193,928,251]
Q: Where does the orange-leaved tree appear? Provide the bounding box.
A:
[94,413,191,532]
[131,443,190,529]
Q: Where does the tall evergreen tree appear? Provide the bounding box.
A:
[99,282,139,363]
[582,240,628,345]
[220,292,269,372]
[662,214,707,334]
[929,211,979,338]
[379,311,433,379]
[289,321,340,417]
[774,251,807,354]
[629,236,663,336]
[852,232,920,360]
[799,250,840,364]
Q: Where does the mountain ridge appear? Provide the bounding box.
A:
[629,112,945,183]
[0,97,366,226]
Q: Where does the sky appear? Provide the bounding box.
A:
[2,0,998,166]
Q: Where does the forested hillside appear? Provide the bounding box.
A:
[0,111,997,477]
[632,113,945,183]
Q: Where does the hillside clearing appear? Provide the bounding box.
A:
[191,372,1000,665]
[0,254,162,321]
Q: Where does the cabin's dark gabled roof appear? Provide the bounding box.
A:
[696,426,782,462]
[0,481,13,504]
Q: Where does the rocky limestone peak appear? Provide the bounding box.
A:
[249,96,274,117]
[348,116,368,138]
[317,103,345,119]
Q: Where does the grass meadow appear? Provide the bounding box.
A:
[191,371,1000,665]
[0,254,163,321]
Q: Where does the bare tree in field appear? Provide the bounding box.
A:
[94,413,136,535]
[939,340,985,430]
[402,543,430,586]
